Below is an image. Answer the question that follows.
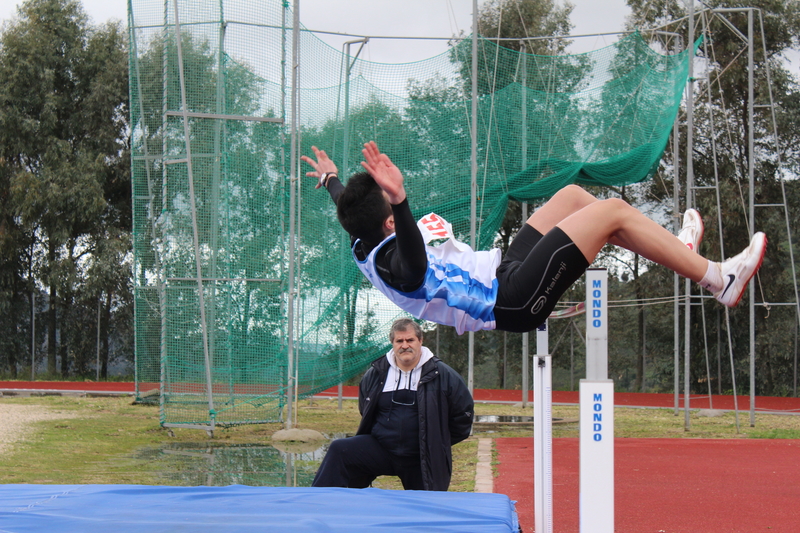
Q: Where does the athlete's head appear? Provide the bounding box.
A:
[336,171,393,248]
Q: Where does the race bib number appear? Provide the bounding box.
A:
[418,213,453,243]
[417,213,472,253]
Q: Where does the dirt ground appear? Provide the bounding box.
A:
[0,403,78,455]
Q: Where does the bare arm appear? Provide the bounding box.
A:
[301,145,345,205]
[360,141,406,205]
[300,146,338,189]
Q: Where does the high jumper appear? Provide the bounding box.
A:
[302,141,766,334]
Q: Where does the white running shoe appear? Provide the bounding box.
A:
[714,232,767,307]
[678,208,704,251]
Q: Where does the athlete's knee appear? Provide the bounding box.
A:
[603,196,628,208]
[553,184,595,209]
[560,184,590,199]
[599,197,636,219]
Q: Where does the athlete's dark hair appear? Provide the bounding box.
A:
[336,172,393,248]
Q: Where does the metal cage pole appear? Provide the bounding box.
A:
[96,299,101,381]
[30,291,35,380]
[747,8,756,426]
[211,0,226,403]
[172,0,216,434]
[128,0,163,400]
[337,37,368,408]
[521,201,529,407]
[672,69,681,416]
[279,0,288,419]
[756,8,800,397]
[286,0,301,429]
[683,0,696,431]
[468,0,478,394]
[159,0,170,422]
[521,43,529,408]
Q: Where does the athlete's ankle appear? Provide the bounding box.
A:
[699,261,723,293]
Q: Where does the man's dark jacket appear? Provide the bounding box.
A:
[357,354,474,491]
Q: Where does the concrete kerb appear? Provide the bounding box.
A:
[0,388,134,398]
[474,438,494,493]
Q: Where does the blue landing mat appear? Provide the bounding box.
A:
[0,484,518,533]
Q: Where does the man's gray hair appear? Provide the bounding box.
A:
[389,318,424,342]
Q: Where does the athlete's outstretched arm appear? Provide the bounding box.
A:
[301,146,338,188]
[360,141,406,205]
[301,146,346,207]
[360,141,426,290]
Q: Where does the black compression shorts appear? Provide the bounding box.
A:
[493,225,590,333]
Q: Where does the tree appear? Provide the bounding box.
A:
[450,0,575,98]
[625,0,800,395]
[444,0,576,388]
[0,0,129,377]
[445,0,587,257]
[478,0,574,54]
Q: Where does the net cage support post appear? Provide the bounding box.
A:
[171,0,216,434]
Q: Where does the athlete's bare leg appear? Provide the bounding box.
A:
[524,185,596,233]
[555,197,709,282]
[525,184,633,250]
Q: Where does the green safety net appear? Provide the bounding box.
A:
[129,0,692,428]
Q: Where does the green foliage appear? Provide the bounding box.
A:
[478,0,574,53]
[0,0,131,378]
[618,0,800,397]
[453,0,576,97]
[127,0,725,429]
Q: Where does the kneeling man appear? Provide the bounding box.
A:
[312,318,474,491]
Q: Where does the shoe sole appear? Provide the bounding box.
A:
[682,209,704,251]
[726,233,767,307]
[689,211,704,251]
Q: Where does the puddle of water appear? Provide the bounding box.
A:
[474,415,534,423]
[472,415,568,433]
[134,435,347,487]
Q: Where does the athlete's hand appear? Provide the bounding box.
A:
[361,141,406,204]
[301,146,339,189]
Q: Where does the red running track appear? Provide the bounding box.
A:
[495,437,800,533]
[3,382,800,413]
[317,386,800,413]
[0,381,135,393]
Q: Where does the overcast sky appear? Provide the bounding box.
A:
[1,0,633,57]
